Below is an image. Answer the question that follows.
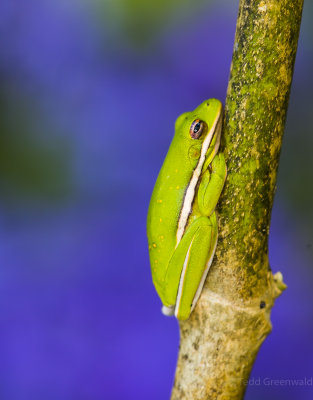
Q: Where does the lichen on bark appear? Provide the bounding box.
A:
[171,0,303,399]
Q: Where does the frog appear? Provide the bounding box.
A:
[147,99,227,320]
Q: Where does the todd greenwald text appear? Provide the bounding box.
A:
[242,377,313,387]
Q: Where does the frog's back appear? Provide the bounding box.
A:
[147,136,193,291]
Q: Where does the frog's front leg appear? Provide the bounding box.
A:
[163,214,218,320]
[198,152,227,216]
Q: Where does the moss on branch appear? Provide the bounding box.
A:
[171,0,303,399]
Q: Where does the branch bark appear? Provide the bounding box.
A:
[171,0,303,399]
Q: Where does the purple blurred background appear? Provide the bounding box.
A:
[0,1,312,399]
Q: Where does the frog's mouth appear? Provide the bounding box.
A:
[176,107,222,246]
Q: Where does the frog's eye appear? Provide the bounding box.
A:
[190,119,207,139]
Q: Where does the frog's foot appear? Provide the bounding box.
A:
[161,305,175,316]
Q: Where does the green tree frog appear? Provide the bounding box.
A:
[147,99,227,320]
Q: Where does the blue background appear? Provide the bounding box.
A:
[0,1,312,399]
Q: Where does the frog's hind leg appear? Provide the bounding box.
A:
[162,218,208,310]
[189,218,218,314]
[174,213,218,320]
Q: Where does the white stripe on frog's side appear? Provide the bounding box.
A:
[175,108,222,246]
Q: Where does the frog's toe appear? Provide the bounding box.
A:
[161,305,175,316]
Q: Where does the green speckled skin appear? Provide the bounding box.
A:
[147,99,227,320]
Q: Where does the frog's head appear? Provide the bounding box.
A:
[174,99,223,169]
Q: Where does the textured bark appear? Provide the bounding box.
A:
[171,0,303,399]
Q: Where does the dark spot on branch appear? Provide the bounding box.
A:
[193,342,199,351]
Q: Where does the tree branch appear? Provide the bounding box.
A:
[171,0,303,399]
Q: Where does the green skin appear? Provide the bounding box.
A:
[147,99,227,320]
